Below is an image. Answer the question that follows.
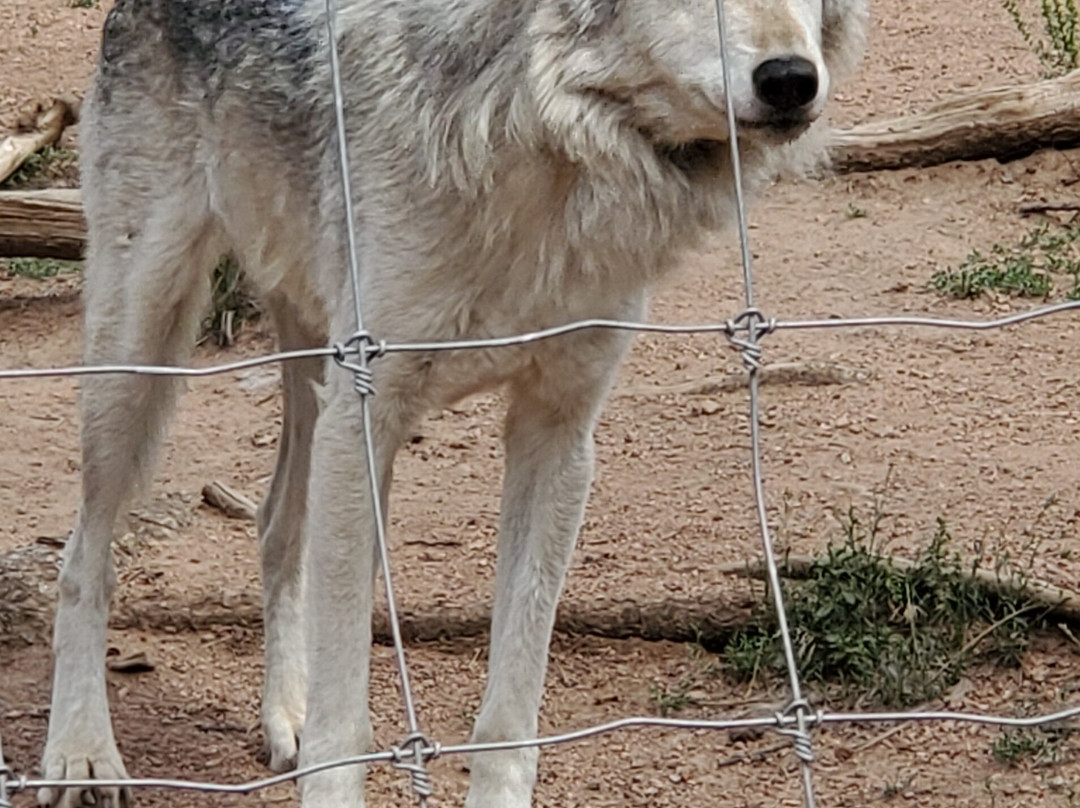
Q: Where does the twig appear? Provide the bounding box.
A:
[1019,202,1080,214]
[1058,622,1080,651]
[201,481,258,521]
[716,741,788,768]
[850,720,910,755]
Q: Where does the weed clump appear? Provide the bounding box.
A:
[931,223,1080,300]
[203,254,260,347]
[0,145,79,190]
[724,515,1046,708]
[0,257,82,279]
[1001,0,1079,77]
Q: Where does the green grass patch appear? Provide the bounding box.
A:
[0,257,82,280]
[931,222,1080,300]
[1001,0,1079,77]
[648,639,720,716]
[202,254,261,347]
[991,722,1077,766]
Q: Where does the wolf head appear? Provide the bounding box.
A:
[527,0,868,164]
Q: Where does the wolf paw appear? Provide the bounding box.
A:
[37,739,131,808]
[263,706,303,773]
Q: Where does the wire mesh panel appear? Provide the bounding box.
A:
[1,0,1079,805]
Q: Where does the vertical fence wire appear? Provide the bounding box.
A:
[323,0,433,801]
[0,720,9,808]
[713,0,817,804]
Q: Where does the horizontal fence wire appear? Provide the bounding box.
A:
[5,706,1080,798]
[1,301,1079,381]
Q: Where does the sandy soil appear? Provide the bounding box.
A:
[2,0,1080,806]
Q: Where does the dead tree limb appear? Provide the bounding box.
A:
[9,71,1080,261]
[0,544,753,648]
[110,590,754,647]
[0,98,78,186]
[4,539,1078,649]
[0,189,86,259]
[201,481,259,521]
[830,68,1080,173]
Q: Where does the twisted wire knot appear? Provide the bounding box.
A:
[725,308,777,371]
[390,733,440,800]
[332,330,388,397]
[0,765,25,808]
[773,699,822,764]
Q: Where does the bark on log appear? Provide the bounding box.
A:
[0,189,86,259]
[110,590,754,647]
[0,99,77,186]
[0,543,62,647]
[829,68,1080,173]
[0,544,753,649]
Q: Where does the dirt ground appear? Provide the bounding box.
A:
[3,0,1080,806]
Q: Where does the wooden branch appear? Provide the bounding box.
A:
[0,98,77,186]
[111,590,754,647]
[620,361,872,398]
[0,189,86,259]
[201,481,259,521]
[1018,201,1080,215]
[4,536,1078,651]
[830,68,1080,173]
[0,542,753,648]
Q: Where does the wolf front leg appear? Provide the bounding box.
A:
[297,350,415,808]
[465,328,633,808]
[40,161,224,808]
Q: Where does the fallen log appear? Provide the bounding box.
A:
[110,589,754,646]
[0,98,78,186]
[5,537,1079,650]
[0,189,86,259]
[829,68,1080,173]
[6,70,1080,260]
[0,542,753,648]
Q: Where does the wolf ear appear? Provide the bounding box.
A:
[821,0,869,81]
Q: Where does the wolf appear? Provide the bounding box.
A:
[38,0,867,806]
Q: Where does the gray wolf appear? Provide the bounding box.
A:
[39,0,867,806]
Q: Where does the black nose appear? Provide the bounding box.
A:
[752,56,819,113]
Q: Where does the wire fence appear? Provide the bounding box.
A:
[3,0,1080,805]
